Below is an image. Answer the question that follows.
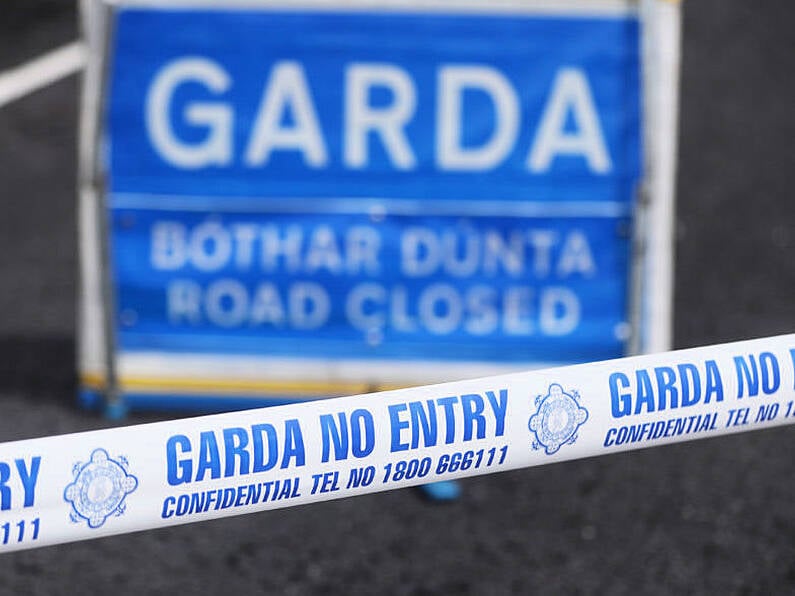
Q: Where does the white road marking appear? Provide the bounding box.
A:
[0,41,85,108]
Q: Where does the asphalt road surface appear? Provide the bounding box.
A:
[0,1,793,594]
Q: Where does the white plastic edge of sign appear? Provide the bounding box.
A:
[78,0,111,385]
[639,0,681,354]
[1,334,793,552]
[102,0,638,17]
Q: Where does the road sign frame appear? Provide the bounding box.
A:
[78,0,681,413]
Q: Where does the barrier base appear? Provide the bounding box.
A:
[419,481,462,502]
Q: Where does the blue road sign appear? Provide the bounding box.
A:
[103,5,642,393]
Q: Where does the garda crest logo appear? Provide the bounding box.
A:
[64,449,138,529]
[528,383,588,455]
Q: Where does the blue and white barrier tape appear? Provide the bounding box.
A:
[0,334,793,552]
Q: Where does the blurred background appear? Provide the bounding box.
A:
[0,0,793,594]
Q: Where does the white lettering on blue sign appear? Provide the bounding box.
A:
[145,59,611,174]
[145,219,593,336]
